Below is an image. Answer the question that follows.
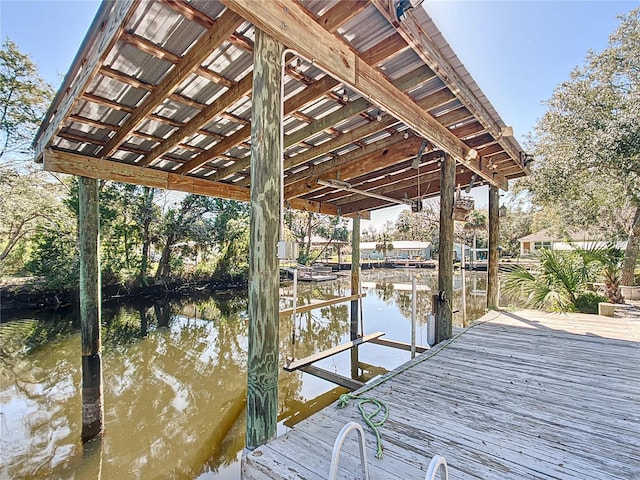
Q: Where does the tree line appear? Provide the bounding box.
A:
[1,8,638,295]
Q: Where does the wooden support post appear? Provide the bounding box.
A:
[350,214,361,378]
[436,154,455,343]
[245,29,283,451]
[487,185,500,310]
[78,176,103,442]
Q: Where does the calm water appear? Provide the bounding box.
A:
[0,269,494,479]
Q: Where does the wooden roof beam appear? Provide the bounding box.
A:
[285,135,421,199]
[221,0,508,190]
[42,149,358,217]
[285,133,417,192]
[331,157,443,205]
[177,75,342,176]
[177,27,422,178]
[100,8,244,159]
[33,0,137,161]
[370,0,524,173]
[333,169,440,206]
[318,0,370,33]
[141,73,253,167]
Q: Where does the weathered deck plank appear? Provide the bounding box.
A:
[243,306,640,479]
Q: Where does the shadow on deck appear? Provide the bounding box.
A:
[243,304,640,479]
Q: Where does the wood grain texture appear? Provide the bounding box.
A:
[245,30,283,450]
[436,154,455,342]
[487,185,499,309]
[102,9,244,159]
[243,308,640,479]
[78,176,103,442]
[43,149,340,216]
[220,0,507,191]
[34,0,137,160]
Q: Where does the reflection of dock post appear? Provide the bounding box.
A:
[411,276,417,358]
[78,176,103,442]
[246,29,282,450]
[461,244,467,324]
[436,154,454,342]
[487,185,499,309]
[350,214,361,379]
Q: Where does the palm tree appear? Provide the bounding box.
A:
[375,234,394,260]
[504,246,624,312]
[503,248,596,312]
[576,246,624,304]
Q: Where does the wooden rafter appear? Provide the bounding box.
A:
[43,149,372,218]
[370,0,524,173]
[178,8,418,179]
[220,0,508,190]
[100,9,244,159]
[284,135,422,199]
[33,0,138,161]
[141,73,253,167]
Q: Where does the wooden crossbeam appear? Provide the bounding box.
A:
[369,337,429,354]
[370,0,524,174]
[33,0,137,161]
[284,135,421,199]
[221,0,508,190]
[193,34,426,182]
[42,149,345,217]
[141,73,253,167]
[298,365,364,391]
[100,9,244,159]
[279,293,366,317]
[283,331,385,371]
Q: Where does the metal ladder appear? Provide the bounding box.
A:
[328,421,449,480]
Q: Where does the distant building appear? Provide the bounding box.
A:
[519,229,626,256]
[360,241,432,260]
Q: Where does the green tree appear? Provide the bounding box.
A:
[0,39,54,162]
[503,249,597,312]
[521,8,640,285]
[394,203,438,242]
[0,40,60,274]
[497,204,533,257]
[154,194,217,280]
[210,199,250,281]
[284,210,348,264]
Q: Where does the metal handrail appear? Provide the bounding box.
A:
[425,454,449,480]
[328,422,369,480]
[328,422,449,480]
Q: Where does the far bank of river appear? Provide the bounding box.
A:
[0,269,503,479]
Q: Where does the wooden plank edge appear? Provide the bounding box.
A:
[284,331,385,371]
[279,292,366,317]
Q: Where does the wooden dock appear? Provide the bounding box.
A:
[243,305,640,479]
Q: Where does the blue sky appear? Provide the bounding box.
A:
[1,0,637,228]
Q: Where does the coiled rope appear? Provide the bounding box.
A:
[337,393,389,459]
[334,310,501,462]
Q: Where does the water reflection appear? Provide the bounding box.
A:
[1,270,495,479]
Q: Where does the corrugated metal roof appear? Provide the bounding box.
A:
[35,0,527,215]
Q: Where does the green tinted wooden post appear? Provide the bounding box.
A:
[78,176,103,442]
[487,185,500,309]
[245,29,283,450]
[436,154,454,343]
[350,214,361,378]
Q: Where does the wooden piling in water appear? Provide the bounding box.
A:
[350,214,361,378]
[78,176,103,442]
[436,154,454,342]
[487,185,499,309]
[245,29,283,450]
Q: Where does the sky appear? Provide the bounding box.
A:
[1,0,638,229]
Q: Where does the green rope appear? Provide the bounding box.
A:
[337,393,389,459]
[333,312,500,461]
